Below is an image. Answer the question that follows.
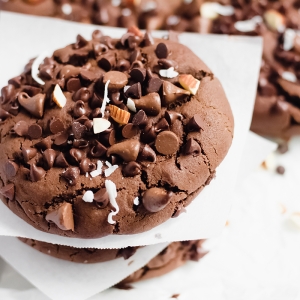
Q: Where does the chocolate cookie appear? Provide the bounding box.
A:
[0,29,233,238]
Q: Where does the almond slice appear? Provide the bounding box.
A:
[93,118,111,134]
[178,74,200,95]
[264,9,286,33]
[109,105,130,125]
[52,84,67,108]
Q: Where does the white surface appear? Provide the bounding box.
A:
[0,12,263,248]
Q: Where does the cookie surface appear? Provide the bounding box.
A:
[0,30,233,238]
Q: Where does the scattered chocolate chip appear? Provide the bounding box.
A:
[80,69,98,82]
[5,161,19,178]
[18,92,45,118]
[73,139,89,148]
[98,54,116,71]
[128,35,142,49]
[187,114,205,131]
[79,158,96,174]
[122,123,139,139]
[138,144,156,163]
[107,139,140,162]
[46,202,74,231]
[147,77,162,94]
[93,43,109,56]
[116,59,131,72]
[130,60,144,69]
[155,43,169,59]
[168,31,179,42]
[122,161,141,177]
[165,111,183,125]
[35,136,52,150]
[276,165,285,175]
[72,122,87,139]
[59,65,80,79]
[13,120,28,136]
[53,131,69,146]
[30,164,46,182]
[54,152,69,168]
[133,93,161,116]
[183,138,201,156]
[125,82,142,99]
[130,68,146,83]
[92,29,103,41]
[49,118,64,134]
[103,71,128,90]
[110,92,123,106]
[28,124,42,139]
[94,188,109,208]
[40,64,54,81]
[0,183,15,201]
[132,109,148,126]
[73,34,88,49]
[70,148,84,164]
[101,129,116,146]
[155,131,179,155]
[143,31,154,46]
[158,59,178,69]
[66,78,81,92]
[142,188,172,213]
[43,149,56,169]
[129,49,141,64]
[22,147,37,162]
[155,118,169,133]
[62,167,80,186]
[162,81,190,105]
[72,87,91,102]
[140,122,157,143]
[1,84,16,104]
[73,100,87,118]
[90,141,107,157]
[8,76,22,88]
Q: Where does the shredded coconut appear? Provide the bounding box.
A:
[159,67,179,79]
[105,180,119,224]
[133,197,139,205]
[283,29,296,51]
[282,71,297,83]
[31,52,49,85]
[90,160,103,177]
[104,161,118,177]
[234,16,262,32]
[82,190,94,203]
[126,98,137,112]
[100,80,110,117]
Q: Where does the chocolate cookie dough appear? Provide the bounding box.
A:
[0,30,233,238]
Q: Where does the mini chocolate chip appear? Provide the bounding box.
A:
[183,138,201,156]
[60,65,80,80]
[54,152,69,168]
[130,68,146,83]
[0,108,11,120]
[276,166,285,175]
[141,122,157,143]
[30,164,46,182]
[103,71,128,90]
[1,84,16,104]
[122,161,141,177]
[138,144,156,163]
[133,93,161,116]
[49,118,64,134]
[92,29,103,41]
[94,188,109,208]
[62,167,80,186]
[90,141,107,157]
[72,122,87,139]
[147,77,163,94]
[54,131,69,146]
[155,131,179,155]
[73,34,88,49]
[121,32,134,46]
[72,87,91,102]
[188,114,205,131]
[107,139,140,162]
[70,148,84,164]
[117,59,131,72]
[80,69,98,82]
[155,43,169,59]
[8,102,19,116]
[73,139,89,148]
[125,82,142,99]
[91,107,102,118]
[130,60,144,69]
[129,49,141,64]
[110,92,123,106]
[35,136,52,150]
[18,92,45,118]
[142,188,172,213]
[84,120,93,131]
[100,129,116,146]
[73,100,87,118]
[0,183,15,201]
[143,31,154,46]
[98,54,116,71]
[13,121,28,136]
[28,124,42,139]
[155,118,169,133]
[22,147,37,162]
[39,65,54,80]
[132,110,148,126]
[93,43,108,56]
[79,158,96,174]
[165,111,183,125]
[128,35,142,49]
[277,143,289,154]
[43,149,57,169]
[66,78,81,92]
[158,59,178,69]
[5,161,19,178]
[162,81,190,105]
[168,31,179,42]
[45,202,74,231]
[122,123,139,139]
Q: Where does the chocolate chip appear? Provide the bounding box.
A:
[69,148,84,164]
[73,34,88,49]
[129,49,141,64]
[132,109,148,126]
[39,65,54,80]
[54,152,69,168]
[110,92,123,106]
[72,87,91,102]
[13,120,28,136]
[79,158,96,174]
[276,166,285,175]
[66,78,81,92]
[30,164,46,182]
[49,118,64,134]
[125,82,142,99]
[53,131,69,146]
[93,43,109,56]
[73,139,89,148]
[72,122,87,139]
[5,161,19,178]
[92,29,103,41]
[122,123,139,139]
[60,65,80,79]
[155,118,169,133]
[155,131,179,155]
[147,77,162,93]
[165,111,183,125]
[155,43,169,59]
[28,124,42,139]
[35,136,52,150]
[138,144,156,163]
[101,129,116,146]
[121,32,135,46]
[84,120,93,131]
[130,68,146,83]
[142,188,172,213]
[158,59,178,69]
[62,167,80,186]
[43,149,56,169]
[98,54,116,71]
[116,59,131,72]
[117,247,137,260]
[122,161,141,177]
[22,147,37,162]
[103,71,128,90]
[8,76,22,88]
[128,35,142,49]
[94,188,109,208]
[187,114,205,131]
[143,31,154,46]
[1,84,16,104]
[162,81,190,105]
[91,107,102,118]
[90,141,107,157]
[183,138,201,156]
[107,139,140,162]
[141,122,157,143]
[0,183,15,201]
[18,92,45,118]
[73,100,87,118]
[133,93,161,116]
[45,202,74,231]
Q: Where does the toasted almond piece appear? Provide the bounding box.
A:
[264,9,286,32]
[178,74,200,95]
[93,118,111,134]
[53,84,67,108]
[127,25,143,37]
[109,105,130,125]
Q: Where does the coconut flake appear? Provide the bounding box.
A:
[82,190,94,203]
[105,180,119,224]
[133,197,139,205]
[283,29,296,51]
[282,71,297,83]
[90,160,103,177]
[100,80,110,117]
[104,161,118,177]
[93,118,111,134]
[31,52,49,85]
[159,67,179,79]
[214,3,234,16]
[234,16,262,33]
[62,3,72,15]
[126,98,137,112]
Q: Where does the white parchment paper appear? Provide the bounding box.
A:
[0,12,263,248]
